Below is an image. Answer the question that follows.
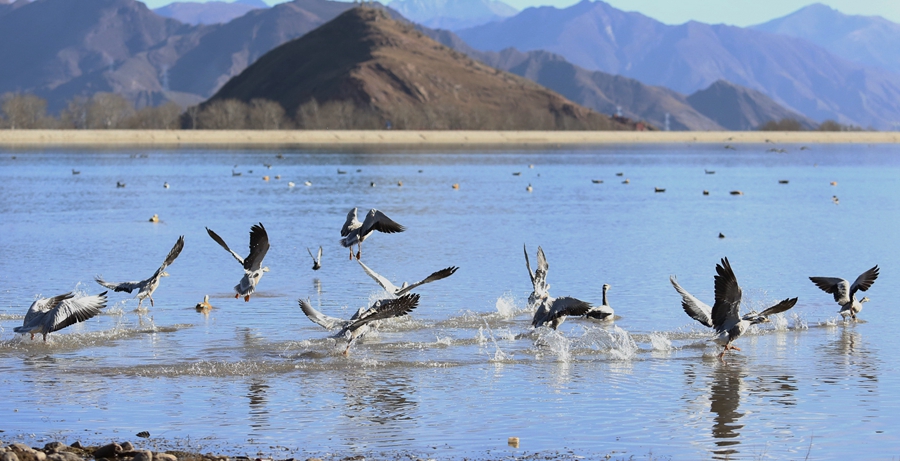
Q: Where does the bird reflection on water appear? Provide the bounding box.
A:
[709,363,745,459]
[336,366,418,450]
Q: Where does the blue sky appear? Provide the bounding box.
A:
[142,0,900,26]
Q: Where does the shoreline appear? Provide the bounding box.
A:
[0,130,898,147]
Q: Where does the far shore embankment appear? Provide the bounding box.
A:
[0,130,898,148]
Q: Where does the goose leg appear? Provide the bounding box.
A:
[30,333,34,340]
[349,248,354,260]
[356,243,362,260]
[244,295,250,302]
[234,293,240,299]
[149,296,155,308]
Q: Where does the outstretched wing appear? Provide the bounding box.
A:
[536,246,548,274]
[23,292,74,326]
[396,266,459,296]
[758,297,798,318]
[711,257,742,331]
[361,209,405,235]
[524,244,535,286]
[670,275,713,328]
[95,276,142,293]
[47,292,107,334]
[357,260,398,293]
[206,227,245,265]
[546,296,593,322]
[348,293,420,332]
[150,235,185,279]
[340,208,360,237]
[809,277,850,304]
[850,265,879,295]
[298,298,348,330]
[245,223,270,271]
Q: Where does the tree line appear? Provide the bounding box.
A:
[758,118,868,132]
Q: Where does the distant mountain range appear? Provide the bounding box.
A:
[210,7,633,130]
[751,3,900,76]
[154,0,268,25]
[457,0,900,129]
[387,0,517,30]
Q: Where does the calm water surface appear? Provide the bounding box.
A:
[1,144,898,459]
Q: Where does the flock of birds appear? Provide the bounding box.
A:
[12,207,881,360]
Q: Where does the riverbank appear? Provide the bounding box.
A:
[0,130,897,147]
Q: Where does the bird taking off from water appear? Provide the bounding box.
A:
[96,236,184,309]
[299,293,420,355]
[206,223,270,301]
[809,265,878,320]
[670,257,798,361]
[357,260,458,297]
[14,291,108,341]
[307,246,322,271]
[340,208,405,260]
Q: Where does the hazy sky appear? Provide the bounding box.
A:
[141,0,900,27]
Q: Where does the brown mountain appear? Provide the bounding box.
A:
[207,7,631,130]
[686,80,816,130]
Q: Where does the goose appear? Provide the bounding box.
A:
[307,246,322,271]
[523,244,550,308]
[14,291,108,341]
[96,236,185,309]
[206,223,270,301]
[670,258,798,360]
[532,296,595,330]
[340,208,405,260]
[357,260,457,297]
[299,293,420,354]
[809,265,878,320]
[584,284,614,321]
[195,295,213,312]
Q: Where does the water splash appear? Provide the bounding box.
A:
[494,292,521,318]
[532,327,570,362]
[648,332,674,351]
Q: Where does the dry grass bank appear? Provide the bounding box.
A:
[0,130,899,147]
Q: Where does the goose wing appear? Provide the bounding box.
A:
[850,265,879,295]
[307,247,317,262]
[524,244,535,286]
[245,223,270,271]
[340,207,360,237]
[298,298,348,330]
[206,227,245,265]
[536,246,548,274]
[545,296,593,322]
[809,277,851,304]
[396,266,459,296]
[348,293,420,332]
[22,292,74,327]
[757,297,799,318]
[357,260,398,293]
[157,235,185,272]
[670,275,714,328]
[360,209,405,235]
[95,276,143,293]
[711,257,742,331]
[46,292,107,334]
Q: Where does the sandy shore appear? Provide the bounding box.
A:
[0,130,898,147]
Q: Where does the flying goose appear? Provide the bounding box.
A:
[340,208,405,260]
[307,246,322,271]
[96,236,185,309]
[670,258,798,360]
[14,291,108,341]
[531,295,595,330]
[524,244,550,308]
[299,293,420,354]
[809,265,879,320]
[206,223,270,301]
[357,260,458,297]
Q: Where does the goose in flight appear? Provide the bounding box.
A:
[584,284,614,321]
[307,246,322,271]
[14,291,108,341]
[96,236,185,309]
[358,260,458,297]
[809,265,879,320]
[299,293,420,354]
[531,296,595,330]
[670,258,798,360]
[206,223,270,301]
[340,208,405,260]
[524,244,550,307]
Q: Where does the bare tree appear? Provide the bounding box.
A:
[59,96,90,129]
[295,99,321,129]
[196,99,248,129]
[1,93,50,129]
[87,93,135,129]
[247,99,289,130]
[125,102,183,129]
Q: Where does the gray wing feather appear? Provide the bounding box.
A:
[850,265,879,295]
[357,260,397,293]
[245,223,270,271]
[711,257,742,331]
[670,275,714,327]
[348,294,420,332]
[22,293,74,327]
[361,209,405,235]
[758,297,799,318]
[396,266,458,296]
[546,296,593,321]
[95,276,142,293]
[340,208,360,237]
[206,227,245,265]
[524,244,535,286]
[157,235,185,273]
[298,298,348,330]
[809,277,850,304]
[46,292,107,334]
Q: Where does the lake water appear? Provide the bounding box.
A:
[1,143,899,460]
